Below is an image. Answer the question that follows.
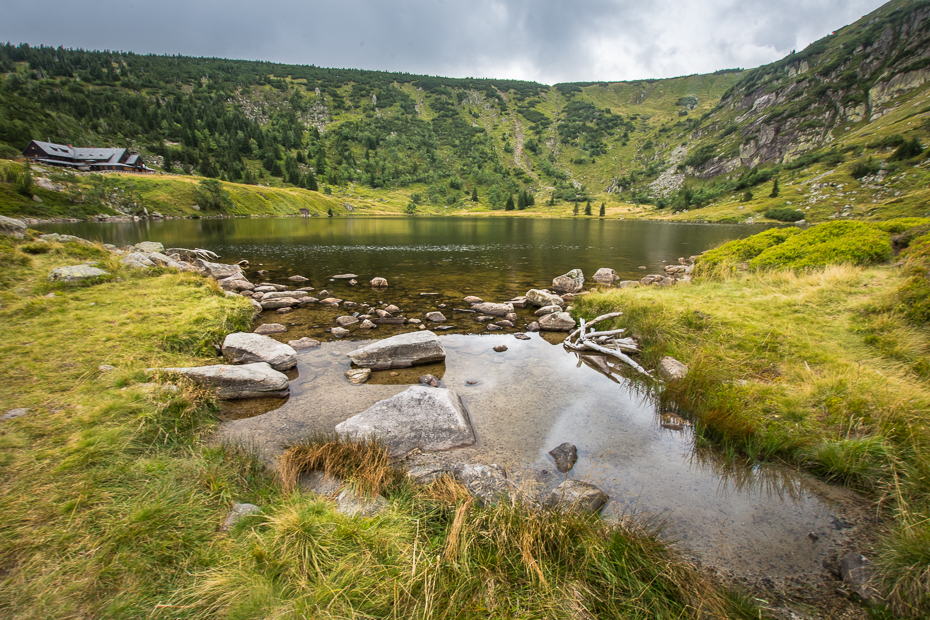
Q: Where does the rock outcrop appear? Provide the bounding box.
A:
[159,362,289,399]
[222,333,297,370]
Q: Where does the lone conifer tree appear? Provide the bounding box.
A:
[517,191,526,210]
[573,201,579,216]
[770,178,780,198]
[505,195,515,211]
[599,202,606,217]
[471,187,478,202]
[584,200,592,216]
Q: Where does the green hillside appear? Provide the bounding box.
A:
[0,0,928,221]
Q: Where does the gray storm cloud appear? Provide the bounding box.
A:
[2,0,887,84]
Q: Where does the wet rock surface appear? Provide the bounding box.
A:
[548,442,578,473]
[222,333,297,371]
[347,331,445,370]
[546,480,608,514]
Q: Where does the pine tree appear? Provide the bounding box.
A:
[573,200,579,216]
[471,187,478,202]
[770,178,780,198]
[505,195,515,211]
[584,200,592,216]
[517,191,526,210]
[599,202,605,217]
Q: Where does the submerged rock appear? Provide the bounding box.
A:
[222,333,297,370]
[470,302,514,317]
[419,374,441,387]
[254,323,287,335]
[546,480,608,514]
[345,368,372,384]
[335,386,475,457]
[371,277,388,288]
[840,552,877,602]
[548,442,578,473]
[159,362,289,399]
[288,337,321,350]
[347,330,445,370]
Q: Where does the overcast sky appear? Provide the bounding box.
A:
[3,0,889,84]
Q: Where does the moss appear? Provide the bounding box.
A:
[698,227,801,267]
[750,221,893,270]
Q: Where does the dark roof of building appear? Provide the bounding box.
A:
[26,141,145,167]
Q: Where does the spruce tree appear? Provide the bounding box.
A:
[584,200,592,216]
[517,191,526,210]
[599,202,606,217]
[471,187,478,202]
[770,178,780,198]
[505,195,515,211]
[573,200,579,216]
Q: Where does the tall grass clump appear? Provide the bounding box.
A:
[278,434,401,496]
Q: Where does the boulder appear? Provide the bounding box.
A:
[299,471,344,495]
[470,302,514,317]
[452,463,509,506]
[331,327,350,338]
[347,331,445,370]
[407,464,447,484]
[195,259,243,280]
[534,305,562,317]
[288,337,321,350]
[371,277,388,288]
[217,275,255,290]
[335,315,360,327]
[262,290,308,301]
[0,215,27,238]
[840,552,877,602]
[384,304,401,314]
[539,312,576,332]
[319,298,342,307]
[526,321,541,332]
[159,362,289,399]
[546,480,608,514]
[261,297,300,310]
[593,268,620,285]
[359,319,377,330]
[463,296,483,304]
[335,488,389,518]
[133,241,165,253]
[419,374,441,387]
[120,252,157,269]
[222,333,297,370]
[658,356,688,382]
[425,311,446,323]
[336,386,475,457]
[288,275,309,282]
[617,281,641,289]
[552,269,585,294]
[221,502,260,531]
[548,443,578,473]
[254,323,287,335]
[525,289,565,308]
[48,264,110,283]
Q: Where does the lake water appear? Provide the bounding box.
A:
[40,216,868,582]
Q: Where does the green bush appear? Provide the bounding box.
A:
[851,158,881,179]
[698,228,802,267]
[750,221,892,270]
[764,207,804,222]
[889,138,924,161]
[871,218,930,235]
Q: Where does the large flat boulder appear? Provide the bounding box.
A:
[539,312,576,331]
[470,302,514,317]
[159,362,289,399]
[347,330,445,370]
[195,259,243,280]
[222,332,297,370]
[48,264,110,283]
[134,241,165,253]
[335,386,475,457]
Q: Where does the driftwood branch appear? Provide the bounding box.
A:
[563,311,652,378]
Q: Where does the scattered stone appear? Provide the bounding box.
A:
[260,297,300,310]
[407,464,447,484]
[349,279,357,285]
[48,264,110,283]
[195,259,243,280]
[262,290,308,301]
[548,443,578,473]
[359,319,377,329]
[319,298,342,307]
[120,252,157,269]
[463,295,483,304]
[331,327,350,338]
[336,488,390,518]
[158,362,289,399]
[133,241,165,253]
[371,277,388,288]
[0,215,27,238]
[419,374,441,387]
[471,302,514,317]
[275,307,293,314]
[475,315,495,323]
[508,297,527,308]
[347,331,445,370]
[840,552,877,602]
[526,321,541,332]
[259,282,288,292]
[222,333,298,370]
[658,356,688,382]
[317,289,330,297]
[288,275,309,282]
[288,337,321,350]
[493,345,508,352]
[384,304,401,314]
[373,317,406,325]
[514,333,531,340]
[335,315,360,327]
[534,305,562,317]
[222,502,260,531]
[98,364,117,372]
[486,325,502,331]
[43,293,56,299]
[336,386,476,457]
[237,259,249,267]
[1,408,29,420]
[452,463,509,506]
[494,320,514,328]
[345,368,372,384]
[343,301,359,309]
[408,318,422,325]
[539,312,576,332]
[525,289,565,308]
[296,286,315,292]
[254,323,288,335]
[375,308,393,318]
[546,480,608,514]
[593,268,620,285]
[504,313,518,322]
[425,311,446,323]
[552,269,585,294]
[299,470,344,495]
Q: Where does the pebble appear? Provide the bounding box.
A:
[493,345,508,352]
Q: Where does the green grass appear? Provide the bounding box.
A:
[574,226,930,616]
[0,234,758,619]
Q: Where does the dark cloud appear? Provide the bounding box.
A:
[1,0,887,84]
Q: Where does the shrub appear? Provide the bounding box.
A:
[750,221,892,270]
[889,138,924,161]
[764,207,804,222]
[851,158,881,179]
[871,218,930,235]
[698,227,801,268]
